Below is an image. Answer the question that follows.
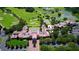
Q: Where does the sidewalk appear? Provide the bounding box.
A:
[27,40,40,51]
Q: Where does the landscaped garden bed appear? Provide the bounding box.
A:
[6,39,28,49]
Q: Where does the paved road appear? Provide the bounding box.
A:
[0,35,9,51]
[27,40,40,51]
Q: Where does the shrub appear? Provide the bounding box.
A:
[56,34,76,44]
[58,13,61,17]
[63,17,67,21]
[56,36,68,44]
[66,42,79,51]
[53,28,59,39]
[61,26,69,35]
[40,45,55,51]
[55,46,66,51]
[25,7,35,12]
[6,39,28,49]
[40,37,52,45]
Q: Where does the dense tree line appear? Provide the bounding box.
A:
[65,7,79,22]
[0,7,6,12]
[65,7,79,14]
[40,42,79,51]
[40,24,79,51]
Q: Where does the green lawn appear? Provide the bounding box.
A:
[7,7,41,27]
[6,7,66,28]
[28,19,40,27]
[0,7,70,29]
[0,10,19,29]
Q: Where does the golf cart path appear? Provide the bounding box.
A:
[27,40,40,51]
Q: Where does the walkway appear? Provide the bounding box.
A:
[27,40,40,51]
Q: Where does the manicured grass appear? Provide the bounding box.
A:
[28,19,40,27]
[7,8,38,20]
[0,7,71,29]
[7,8,41,27]
[6,7,66,27]
[0,10,19,29]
